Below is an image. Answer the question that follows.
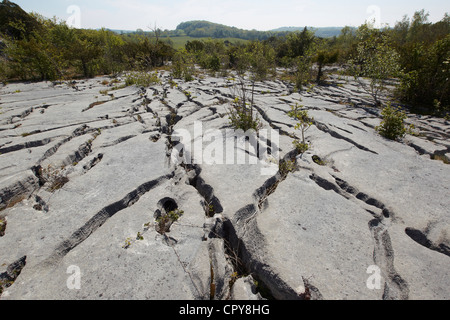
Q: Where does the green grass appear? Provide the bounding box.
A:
[162,36,249,50]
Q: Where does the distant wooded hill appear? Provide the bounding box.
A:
[272,26,355,38]
[174,20,289,40]
[110,21,348,40]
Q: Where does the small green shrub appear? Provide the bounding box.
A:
[167,209,184,222]
[376,103,408,140]
[288,103,314,153]
[125,71,160,87]
[171,50,195,82]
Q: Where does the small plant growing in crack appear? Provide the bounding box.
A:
[312,155,326,166]
[204,201,215,217]
[122,237,133,249]
[168,79,178,89]
[229,271,241,289]
[48,175,69,192]
[292,140,310,154]
[227,77,262,132]
[278,159,297,178]
[40,165,70,192]
[0,216,7,237]
[156,209,184,235]
[143,221,153,231]
[288,103,314,154]
[122,231,145,249]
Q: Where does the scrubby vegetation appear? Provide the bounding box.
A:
[0,0,174,81]
[375,104,408,140]
[0,0,448,116]
[349,24,401,106]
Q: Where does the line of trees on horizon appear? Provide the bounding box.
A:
[0,1,448,115]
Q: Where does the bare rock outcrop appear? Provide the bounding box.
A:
[0,72,448,300]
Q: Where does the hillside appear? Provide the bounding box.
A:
[0,0,41,39]
[0,0,345,43]
[114,21,348,43]
[175,20,289,40]
[175,21,345,39]
[272,26,355,38]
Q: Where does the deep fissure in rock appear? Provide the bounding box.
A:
[0,256,26,296]
[43,173,174,266]
[405,227,450,257]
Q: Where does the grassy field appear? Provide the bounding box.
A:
[161,36,249,49]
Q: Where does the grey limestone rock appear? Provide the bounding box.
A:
[0,73,448,300]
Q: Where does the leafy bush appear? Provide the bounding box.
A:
[396,35,450,114]
[125,71,160,87]
[0,59,9,83]
[171,49,195,81]
[375,103,408,140]
[315,49,339,84]
[293,55,314,91]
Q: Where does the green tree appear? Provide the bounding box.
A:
[98,28,126,76]
[227,42,275,132]
[391,12,450,114]
[397,35,450,113]
[71,29,103,78]
[292,44,317,91]
[334,26,357,62]
[0,0,42,40]
[349,24,401,106]
[315,49,339,84]
[3,15,67,80]
[271,28,317,91]
[171,49,195,81]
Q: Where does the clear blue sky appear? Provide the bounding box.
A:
[12,0,450,31]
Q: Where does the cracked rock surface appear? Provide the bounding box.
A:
[0,72,449,300]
